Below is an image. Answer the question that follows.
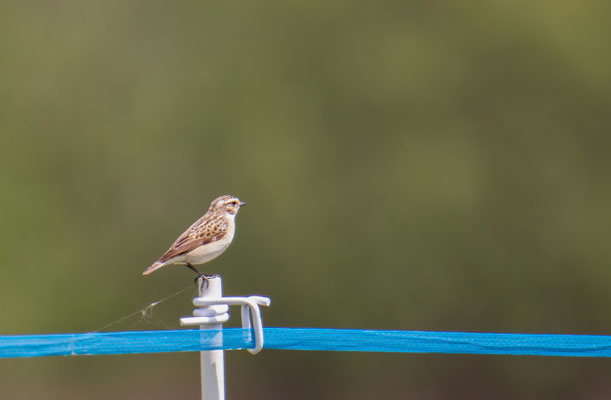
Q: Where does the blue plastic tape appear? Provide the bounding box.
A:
[1,328,611,359]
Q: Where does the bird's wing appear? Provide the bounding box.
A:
[158,213,228,263]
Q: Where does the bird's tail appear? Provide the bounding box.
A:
[142,260,165,275]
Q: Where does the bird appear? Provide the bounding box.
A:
[142,195,246,279]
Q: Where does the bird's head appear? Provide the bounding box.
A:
[210,195,246,216]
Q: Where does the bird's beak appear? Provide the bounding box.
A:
[239,201,246,206]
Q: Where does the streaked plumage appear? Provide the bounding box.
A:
[143,195,245,277]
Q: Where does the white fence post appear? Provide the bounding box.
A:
[180,275,271,400]
[195,276,226,400]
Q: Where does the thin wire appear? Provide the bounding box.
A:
[90,284,194,333]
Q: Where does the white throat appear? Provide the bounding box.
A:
[225,212,237,236]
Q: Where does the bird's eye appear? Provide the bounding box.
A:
[231,201,238,206]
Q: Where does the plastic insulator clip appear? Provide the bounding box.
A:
[180,295,271,354]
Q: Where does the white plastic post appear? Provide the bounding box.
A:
[180,276,270,399]
[195,276,226,400]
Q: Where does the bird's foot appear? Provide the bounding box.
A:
[194,274,210,290]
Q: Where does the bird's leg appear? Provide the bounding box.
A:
[185,262,209,288]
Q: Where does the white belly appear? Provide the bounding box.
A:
[182,235,233,265]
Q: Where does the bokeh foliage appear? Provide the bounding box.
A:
[1,1,611,398]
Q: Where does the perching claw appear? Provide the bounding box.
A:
[195,275,210,291]
[185,262,210,288]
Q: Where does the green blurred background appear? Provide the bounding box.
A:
[2,0,611,398]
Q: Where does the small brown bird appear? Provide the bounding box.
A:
[143,195,245,279]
